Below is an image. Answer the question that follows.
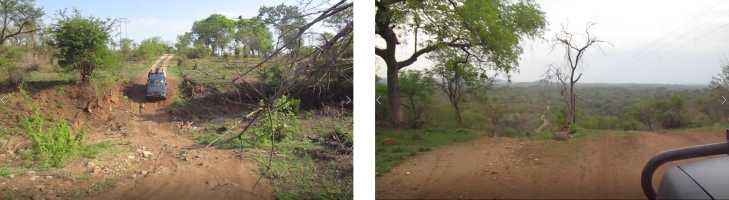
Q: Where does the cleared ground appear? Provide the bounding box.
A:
[90,55,271,199]
[376,128,726,199]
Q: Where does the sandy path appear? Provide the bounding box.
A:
[376,130,726,199]
[89,55,271,200]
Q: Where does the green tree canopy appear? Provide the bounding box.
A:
[119,38,134,59]
[258,4,305,52]
[234,17,272,57]
[0,0,43,45]
[375,0,546,126]
[136,37,168,60]
[191,14,235,56]
[49,10,114,83]
[175,32,192,51]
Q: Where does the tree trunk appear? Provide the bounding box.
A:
[570,82,576,126]
[386,62,403,127]
[453,100,462,125]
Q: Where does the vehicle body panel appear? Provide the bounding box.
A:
[657,155,729,200]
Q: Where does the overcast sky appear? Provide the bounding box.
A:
[35,0,291,44]
[376,0,729,85]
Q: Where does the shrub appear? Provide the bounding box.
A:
[656,95,688,129]
[0,46,23,86]
[50,10,114,83]
[135,37,168,60]
[21,110,86,168]
[399,70,434,128]
[249,96,301,146]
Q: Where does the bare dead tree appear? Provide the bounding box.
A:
[549,22,607,131]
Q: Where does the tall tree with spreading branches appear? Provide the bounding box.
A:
[49,10,115,83]
[375,0,546,127]
[0,0,43,45]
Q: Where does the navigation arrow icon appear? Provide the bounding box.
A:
[723,96,727,104]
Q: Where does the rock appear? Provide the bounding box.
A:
[30,176,39,181]
[383,138,398,145]
[405,171,411,175]
[86,162,96,169]
[27,170,36,175]
[552,132,571,141]
[128,155,136,159]
[91,167,101,174]
[8,174,13,179]
[141,151,154,158]
[45,176,53,179]
[31,194,44,200]
[141,170,148,176]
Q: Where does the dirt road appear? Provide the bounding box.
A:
[376,129,727,199]
[90,55,271,199]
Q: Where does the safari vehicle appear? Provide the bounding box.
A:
[641,130,729,200]
[145,67,167,100]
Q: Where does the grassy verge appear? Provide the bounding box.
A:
[194,114,353,199]
[21,109,114,169]
[375,127,479,176]
[66,178,117,199]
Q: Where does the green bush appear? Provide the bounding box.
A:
[248,96,300,147]
[0,46,23,85]
[135,37,169,60]
[21,110,86,168]
[50,10,114,83]
[399,70,434,128]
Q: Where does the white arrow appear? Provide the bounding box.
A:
[723,96,727,104]
[376,96,382,104]
[345,96,351,104]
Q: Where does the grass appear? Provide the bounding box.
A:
[20,110,115,169]
[0,166,10,177]
[375,127,479,176]
[194,113,353,199]
[1,194,15,200]
[66,178,117,199]
[175,57,260,92]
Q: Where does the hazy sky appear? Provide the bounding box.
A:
[35,0,291,44]
[376,0,729,84]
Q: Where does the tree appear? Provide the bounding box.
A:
[429,53,482,125]
[119,38,133,60]
[258,4,305,52]
[656,95,687,129]
[0,0,43,45]
[136,37,167,60]
[234,17,272,57]
[706,62,729,122]
[191,14,235,56]
[49,10,114,83]
[175,32,192,51]
[549,23,606,131]
[630,100,658,130]
[399,70,434,128]
[375,0,546,127]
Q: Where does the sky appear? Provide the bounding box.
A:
[34,0,292,44]
[375,0,729,85]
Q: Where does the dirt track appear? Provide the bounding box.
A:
[89,55,271,199]
[376,129,727,199]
